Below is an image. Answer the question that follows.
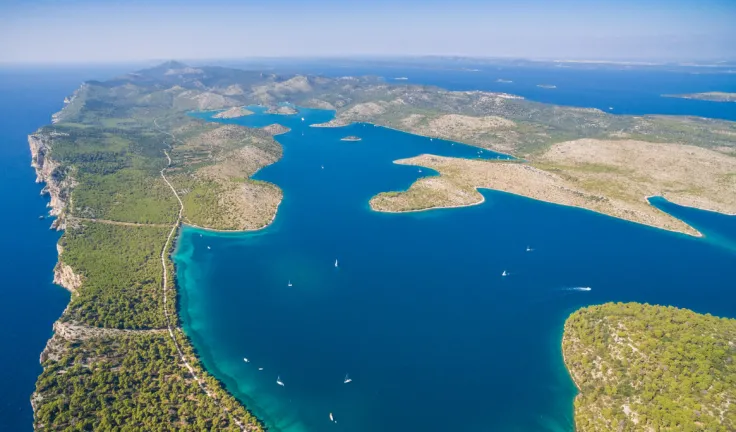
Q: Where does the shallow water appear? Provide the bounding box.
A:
[176,107,736,432]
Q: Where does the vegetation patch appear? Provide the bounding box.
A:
[563,302,736,431]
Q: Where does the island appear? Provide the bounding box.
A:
[537,84,557,89]
[663,92,736,102]
[29,60,736,430]
[213,106,254,118]
[340,135,362,141]
[563,302,736,431]
[265,105,298,115]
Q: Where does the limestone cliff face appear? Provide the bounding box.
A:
[53,244,82,296]
[29,132,74,230]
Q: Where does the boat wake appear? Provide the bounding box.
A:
[562,286,592,292]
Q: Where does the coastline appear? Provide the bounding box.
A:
[30,114,268,430]
[369,155,708,238]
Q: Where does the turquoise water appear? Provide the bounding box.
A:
[175,108,736,432]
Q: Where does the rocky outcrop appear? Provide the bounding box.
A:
[53,244,82,296]
[29,132,74,230]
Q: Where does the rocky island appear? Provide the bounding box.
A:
[340,135,362,141]
[265,105,298,115]
[29,60,736,430]
[663,92,736,102]
[213,106,254,118]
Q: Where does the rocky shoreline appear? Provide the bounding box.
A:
[29,132,74,230]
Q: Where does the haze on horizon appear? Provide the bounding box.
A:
[1,0,735,64]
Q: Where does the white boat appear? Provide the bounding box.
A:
[276,376,284,386]
[243,357,249,363]
[321,165,324,170]
[334,259,339,268]
[288,280,293,287]
[608,107,614,110]
[430,138,433,141]
[502,270,508,277]
[301,117,305,121]
[329,413,334,422]
[526,246,533,252]
[207,246,211,250]
[258,367,264,371]
[418,169,422,173]
[344,374,352,384]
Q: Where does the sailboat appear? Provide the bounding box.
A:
[288,280,293,287]
[344,374,352,384]
[502,270,508,277]
[334,259,339,268]
[276,376,284,386]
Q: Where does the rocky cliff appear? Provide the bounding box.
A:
[29,131,74,230]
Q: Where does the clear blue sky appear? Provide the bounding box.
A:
[1,0,734,64]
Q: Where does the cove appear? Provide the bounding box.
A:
[175,107,736,432]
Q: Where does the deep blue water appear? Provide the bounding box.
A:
[0,65,149,431]
[2,61,735,431]
[175,107,736,432]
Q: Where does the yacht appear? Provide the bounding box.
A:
[526,246,533,252]
[288,280,293,287]
[502,270,508,277]
[301,117,305,121]
[334,259,339,268]
[243,358,249,363]
[276,376,284,386]
[207,246,211,250]
[344,374,352,384]
[258,367,264,371]
[329,413,334,422]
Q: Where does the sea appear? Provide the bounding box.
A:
[1,60,735,431]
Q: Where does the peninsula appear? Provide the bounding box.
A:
[663,92,736,102]
[213,106,254,118]
[563,302,736,431]
[30,60,736,430]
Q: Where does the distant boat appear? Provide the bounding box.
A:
[329,413,334,422]
[526,246,533,252]
[207,246,211,250]
[418,169,422,173]
[502,270,508,277]
[344,374,352,384]
[430,138,433,141]
[258,367,264,371]
[301,117,305,121]
[243,358,249,363]
[276,376,284,386]
[321,165,324,170]
[608,107,614,110]
[288,280,293,287]
[334,259,339,268]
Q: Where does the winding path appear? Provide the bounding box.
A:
[154,119,248,431]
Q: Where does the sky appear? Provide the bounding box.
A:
[1,0,735,64]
